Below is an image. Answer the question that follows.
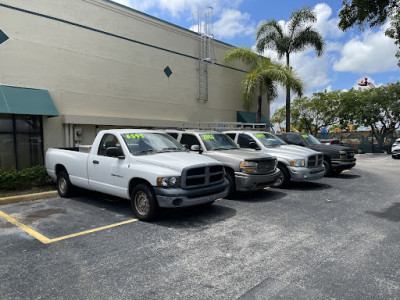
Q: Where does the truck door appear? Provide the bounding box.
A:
[87,133,128,198]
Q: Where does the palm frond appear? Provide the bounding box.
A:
[292,28,324,56]
[224,47,259,69]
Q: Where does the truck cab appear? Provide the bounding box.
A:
[165,130,280,198]
[277,132,356,176]
[223,130,325,187]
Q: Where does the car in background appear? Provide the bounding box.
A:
[277,132,356,176]
[392,138,400,159]
[224,130,324,187]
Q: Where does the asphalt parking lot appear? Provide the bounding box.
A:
[0,154,399,299]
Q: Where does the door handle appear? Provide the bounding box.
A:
[93,160,99,164]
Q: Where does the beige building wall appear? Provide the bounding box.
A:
[0,0,269,150]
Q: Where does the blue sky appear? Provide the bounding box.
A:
[113,0,400,114]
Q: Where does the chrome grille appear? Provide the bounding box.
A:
[181,164,224,189]
[307,154,323,168]
[255,159,276,174]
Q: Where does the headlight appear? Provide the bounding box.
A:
[157,176,181,188]
[240,161,257,173]
[290,159,305,167]
[339,150,347,155]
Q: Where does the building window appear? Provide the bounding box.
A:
[0,114,44,169]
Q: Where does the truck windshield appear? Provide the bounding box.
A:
[301,134,321,145]
[122,133,186,155]
[254,133,286,147]
[200,133,239,151]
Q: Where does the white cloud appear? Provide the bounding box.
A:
[213,9,255,39]
[313,3,344,39]
[333,25,398,73]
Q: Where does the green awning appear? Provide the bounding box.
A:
[0,85,59,116]
[237,111,273,127]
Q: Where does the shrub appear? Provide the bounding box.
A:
[0,166,53,190]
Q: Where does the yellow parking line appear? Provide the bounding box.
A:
[0,211,52,244]
[49,219,138,243]
[0,210,138,244]
[342,169,351,173]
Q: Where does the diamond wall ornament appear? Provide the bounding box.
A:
[0,29,9,45]
[164,66,172,78]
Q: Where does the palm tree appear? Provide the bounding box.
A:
[256,7,324,132]
[224,47,303,124]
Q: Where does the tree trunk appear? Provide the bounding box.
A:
[285,53,291,132]
[256,86,262,123]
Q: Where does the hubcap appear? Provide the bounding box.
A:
[134,191,150,216]
[59,177,67,194]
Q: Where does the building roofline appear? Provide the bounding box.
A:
[101,0,236,48]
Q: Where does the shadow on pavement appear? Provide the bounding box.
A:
[231,189,287,203]
[331,173,361,179]
[65,190,133,217]
[278,181,332,191]
[366,202,400,222]
[155,203,237,228]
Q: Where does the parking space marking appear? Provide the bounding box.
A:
[0,210,138,244]
[0,211,51,244]
[342,169,351,173]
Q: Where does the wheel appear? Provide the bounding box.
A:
[332,170,342,176]
[273,164,290,188]
[323,160,332,176]
[56,171,74,198]
[130,183,158,221]
[225,171,236,199]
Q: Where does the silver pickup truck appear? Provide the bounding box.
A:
[165,130,280,198]
[224,130,325,187]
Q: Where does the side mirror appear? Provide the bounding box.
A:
[249,142,261,150]
[190,144,203,154]
[106,147,125,159]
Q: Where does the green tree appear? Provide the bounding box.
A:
[339,82,400,151]
[338,0,400,66]
[224,47,303,123]
[256,7,324,132]
[271,90,340,134]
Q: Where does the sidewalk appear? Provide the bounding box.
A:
[0,191,58,205]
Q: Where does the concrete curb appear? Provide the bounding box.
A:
[0,191,59,205]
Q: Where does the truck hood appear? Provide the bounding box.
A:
[205,149,275,163]
[309,144,354,154]
[134,152,219,172]
[392,144,400,151]
[259,145,321,160]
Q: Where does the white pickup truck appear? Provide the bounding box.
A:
[46,129,229,220]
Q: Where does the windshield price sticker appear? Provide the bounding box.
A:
[126,134,144,139]
[301,134,309,138]
[255,133,265,137]
[202,135,215,140]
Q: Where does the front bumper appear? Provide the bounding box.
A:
[234,169,280,191]
[331,158,356,171]
[392,150,400,157]
[288,166,325,182]
[154,179,229,208]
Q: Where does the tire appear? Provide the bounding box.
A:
[130,183,158,221]
[225,171,236,199]
[273,164,290,188]
[56,171,74,198]
[332,170,342,176]
[323,160,332,177]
